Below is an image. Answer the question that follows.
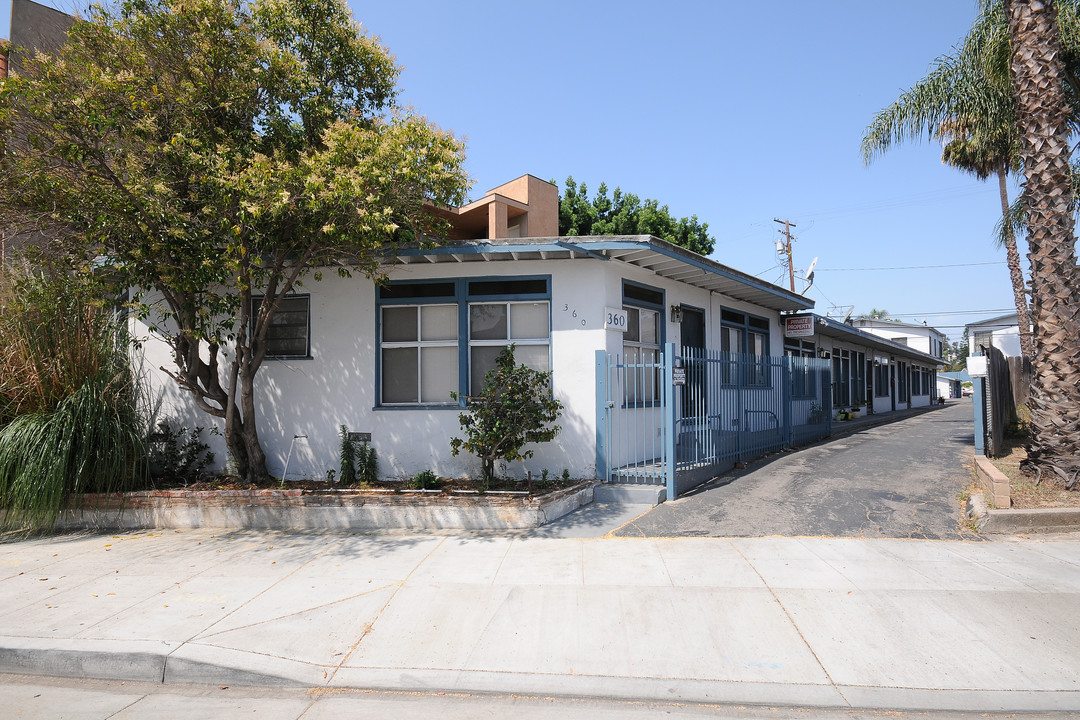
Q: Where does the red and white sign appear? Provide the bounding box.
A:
[784,316,815,338]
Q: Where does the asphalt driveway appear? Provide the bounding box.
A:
[612,401,976,539]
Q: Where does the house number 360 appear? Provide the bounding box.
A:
[563,304,587,326]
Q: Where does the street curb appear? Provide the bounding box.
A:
[965,492,1080,534]
[0,637,175,683]
[3,638,1080,712]
[980,506,1080,534]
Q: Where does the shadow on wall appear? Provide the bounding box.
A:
[142,288,597,482]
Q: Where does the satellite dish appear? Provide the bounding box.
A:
[801,256,818,294]
[843,306,854,323]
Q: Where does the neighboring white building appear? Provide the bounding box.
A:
[966,313,1023,358]
[936,370,968,399]
[851,317,948,361]
[784,315,941,414]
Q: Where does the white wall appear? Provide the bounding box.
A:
[135,257,789,483]
[991,327,1022,357]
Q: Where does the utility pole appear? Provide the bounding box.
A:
[774,218,796,292]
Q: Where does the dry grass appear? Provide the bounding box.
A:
[992,440,1080,509]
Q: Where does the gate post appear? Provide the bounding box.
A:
[781,356,793,448]
[595,350,609,481]
[973,376,987,456]
[663,342,677,501]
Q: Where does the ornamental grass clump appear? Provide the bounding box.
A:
[0,270,145,531]
[450,345,562,486]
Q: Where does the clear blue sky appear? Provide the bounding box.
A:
[2,1,1025,340]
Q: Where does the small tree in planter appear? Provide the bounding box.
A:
[450,345,562,486]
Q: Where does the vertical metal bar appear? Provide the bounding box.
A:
[595,350,608,482]
[663,343,676,500]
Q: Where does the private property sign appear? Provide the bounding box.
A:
[784,316,814,338]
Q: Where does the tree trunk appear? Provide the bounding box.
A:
[996,167,1036,360]
[238,360,269,484]
[1006,0,1080,486]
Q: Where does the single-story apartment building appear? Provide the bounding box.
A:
[135,175,941,491]
[136,233,817,484]
[783,314,941,415]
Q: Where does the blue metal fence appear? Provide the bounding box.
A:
[596,343,832,500]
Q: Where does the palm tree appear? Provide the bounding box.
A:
[1004,0,1080,487]
[937,118,1035,358]
[861,14,1035,360]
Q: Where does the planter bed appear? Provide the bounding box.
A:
[57,481,595,532]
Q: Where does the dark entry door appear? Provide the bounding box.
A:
[680,307,706,416]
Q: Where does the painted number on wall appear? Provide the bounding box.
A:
[563,303,587,327]
[605,307,628,332]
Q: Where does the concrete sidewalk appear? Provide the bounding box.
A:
[1,529,1078,713]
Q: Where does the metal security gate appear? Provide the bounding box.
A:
[596,344,832,500]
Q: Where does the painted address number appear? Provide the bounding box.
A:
[605,307,628,331]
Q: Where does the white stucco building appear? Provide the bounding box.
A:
[135,234,816,482]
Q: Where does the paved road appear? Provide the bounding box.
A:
[3,529,1080,713]
[4,673,1073,720]
[613,402,975,539]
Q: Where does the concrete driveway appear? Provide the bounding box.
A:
[613,401,975,539]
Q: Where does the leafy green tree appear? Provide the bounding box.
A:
[0,0,469,482]
[943,334,971,372]
[558,177,715,255]
[450,345,562,486]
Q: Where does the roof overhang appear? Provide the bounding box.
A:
[385,235,814,313]
[791,314,941,365]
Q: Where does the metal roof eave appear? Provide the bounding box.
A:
[792,314,941,365]
[387,236,813,313]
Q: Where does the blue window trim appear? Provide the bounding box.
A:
[621,279,665,408]
[374,275,552,409]
[719,306,771,388]
[251,293,312,360]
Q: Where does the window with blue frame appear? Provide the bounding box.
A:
[621,280,664,404]
[720,308,770,386]
[377,277,550,406]
[784,338,817,397]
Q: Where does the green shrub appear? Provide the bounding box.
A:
[407,469,440,490]
[357,441,378,484]
[0,270,145,530]
[450,345,562,484]
[338,425,357,483]
[147,422,216,486]
[339,427,378,484]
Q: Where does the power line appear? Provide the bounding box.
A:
[884,308,1014,317]
[818,261,1005,272]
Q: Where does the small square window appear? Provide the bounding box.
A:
[254,295,310,358]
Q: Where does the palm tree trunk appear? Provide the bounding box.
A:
[1006,0,1080,486]
[996,168,1035,360]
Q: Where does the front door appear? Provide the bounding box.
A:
[680,307,706,414]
